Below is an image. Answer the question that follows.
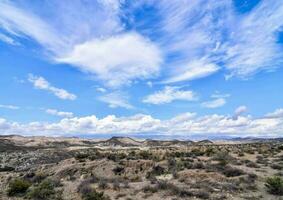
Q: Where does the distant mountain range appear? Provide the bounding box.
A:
[0,135,282,150]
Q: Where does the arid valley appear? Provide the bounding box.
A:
[0,135,282,200]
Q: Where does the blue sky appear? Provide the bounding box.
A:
[0,0,283,138]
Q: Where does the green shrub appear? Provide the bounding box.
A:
[265,176,283,195]
[271,163,283,170]
[112,166,125,175]
[78,182,109,200]
[0,166,15,172]
[27,179,61,200]
[7,178,31,196]
[143,185,158,193]
[83,190,106,200]
[213,151,234,166]
[146,165,165,180]
[222,166,244,177]
[205,147,216,157]
[98,179,108,189]
[190,148,205,156]
[32,172,47,183]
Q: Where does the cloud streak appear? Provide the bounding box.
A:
[143,86,197,105]
[28,74,77,100]
[46,109,73,118]
[99,91,134,109]
[201,98,226,108]
[0,104,19,110]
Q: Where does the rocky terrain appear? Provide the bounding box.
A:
[0,135,282,200]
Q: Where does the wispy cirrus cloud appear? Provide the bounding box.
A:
[99,91,134,109]
[126,0,283,82]
[0,104,19,110]
[143,86,197,105]
[1,0,283,87]
[201,98,226,109]
[0,33,19,45]
[163,60,219,84]
[201,92,230,109]
[28,74,77,100]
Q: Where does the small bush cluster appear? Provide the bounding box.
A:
[78,180,109,200]
[7,178,31,196]
[265,176,283,196]
[213,151,234,166]
[222,166,245,177]
[143,181,209,199]
[112,166,125,175]
[27,179,62,200]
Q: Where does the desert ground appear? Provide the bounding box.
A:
[0,135,282,200]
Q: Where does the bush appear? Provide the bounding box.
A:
[112,179,120,190]
[195,190,210,199]
[0,166,15,172]
[83,189,106,200]
[213,151,234,166]
[32,172,47,183]
[75,153,89,160]
[271,163,283,170]
[143,185,158,193]
[7,178,31,196]
[78,182,109,200]
[246,161,259,168]
[190,148,205,156]
[113,166,125,175]
[205,147,216,157]
[146,165,165,179]
[192,161,205,169]
[27,179,61,200]
[265,176,283,195]
[222,166,245,177]
[98,179,108,189]
[139,151,152,160]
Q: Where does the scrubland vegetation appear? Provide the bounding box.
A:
[0,136,282,199]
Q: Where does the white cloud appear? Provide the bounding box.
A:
[143,86,197,105]
[211,92,230,99]
[58,32,162,87]
[150,0,283,82]
[201,92,230,109]
[28,74,77,100]
[146,81,153,88]
[0,1,64,54]
[0,104,19,110]
[46,109,73,118]
[96,87,107,93]
[0,33,19,45]
[265,109,283,118]
[235,106,248,116]
[99,91,134,109]
[233,106,248,119]
[201,98,226,108]
[0,108,282,137]
[164,60,219,84]
[224,0,283,77]
[0,1,162,88]
[1,0,283,86]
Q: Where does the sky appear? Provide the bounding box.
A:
[0,0,283,139]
